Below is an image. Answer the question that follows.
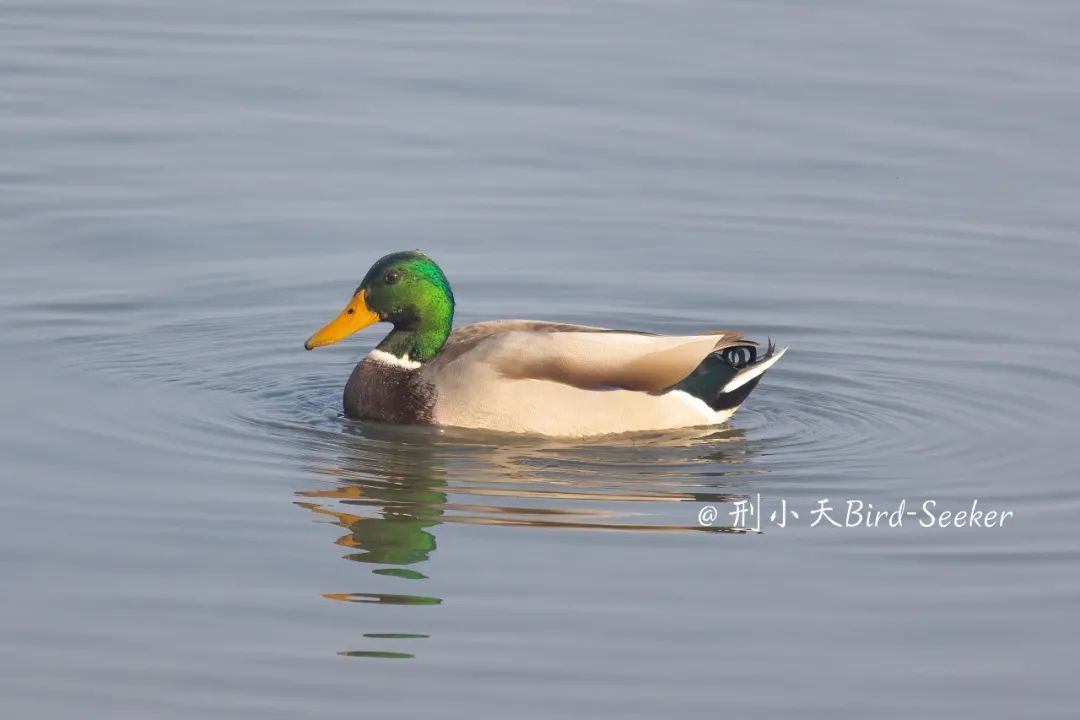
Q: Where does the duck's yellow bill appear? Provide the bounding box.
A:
[304,290,380,350]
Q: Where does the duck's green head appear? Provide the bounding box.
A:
[305,251,455,362]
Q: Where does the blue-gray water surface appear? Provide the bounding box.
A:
[2,1,1079,718]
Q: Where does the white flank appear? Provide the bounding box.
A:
[668,390,727,424]
[721,346,788,394]
[367,349,422,370]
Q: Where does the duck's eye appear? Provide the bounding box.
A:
[384,269,401,285]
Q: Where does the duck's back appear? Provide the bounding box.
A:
[420,321,751,436]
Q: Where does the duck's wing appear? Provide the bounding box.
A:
[430,320,751,393]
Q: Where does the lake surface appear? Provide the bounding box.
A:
[3,1,1079,717]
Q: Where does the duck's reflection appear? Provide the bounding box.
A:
[295,426,450,659]
[296,479,443,568]
[297,426,448,569]
[295,422,759,658]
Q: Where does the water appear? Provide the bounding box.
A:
[3,1,1079,717]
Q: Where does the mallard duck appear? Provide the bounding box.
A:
[305,251,786,437]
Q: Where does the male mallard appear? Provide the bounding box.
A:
[305,251,786,437]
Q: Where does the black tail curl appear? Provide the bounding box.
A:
[673,338,779,411]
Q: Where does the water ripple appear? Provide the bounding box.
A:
[6,265,1077,661]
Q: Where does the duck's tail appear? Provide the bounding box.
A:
[673,339,788,411]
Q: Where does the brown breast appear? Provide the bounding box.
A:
[342,355,435,424]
